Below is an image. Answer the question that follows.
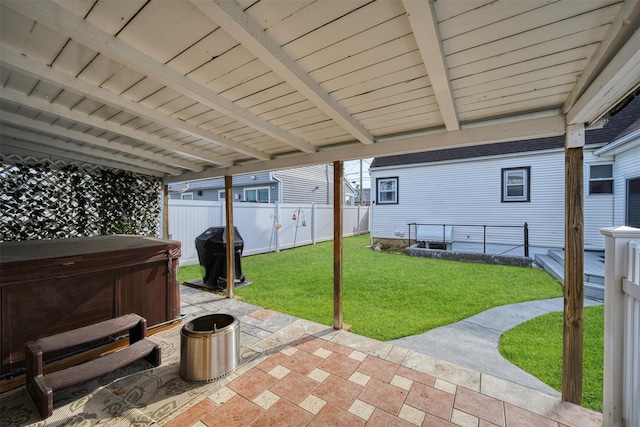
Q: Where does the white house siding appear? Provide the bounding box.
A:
[275,164,334,204]
[170,165,353,205]
[371,150,570,251]
[584,150,614,249]
[612,144,640,226]
[170,172,276,202]
[230,173,278,203]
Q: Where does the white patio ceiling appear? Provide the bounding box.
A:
[0,0,638,183]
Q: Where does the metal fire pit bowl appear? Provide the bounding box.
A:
[180,314,240,382]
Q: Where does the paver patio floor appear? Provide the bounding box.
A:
[1,284,602,426]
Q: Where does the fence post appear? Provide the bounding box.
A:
[601,226,640,427]
[275,202,281,253]
[311,204,317,244]
[524,222,529,257]
[163,185,170,239]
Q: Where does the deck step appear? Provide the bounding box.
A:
[548,249,565,266]
[39,339,160,392]
[585,273,605,286]
[26,314,160,419]
[535,254,564,283]
[34,313,146,355]
[585,282,604,301]
[545,250,605,284]
[535,252,604,302]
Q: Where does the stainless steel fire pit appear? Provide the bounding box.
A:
[180,313,240,382]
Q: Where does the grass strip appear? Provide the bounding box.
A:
[499,305,604,412]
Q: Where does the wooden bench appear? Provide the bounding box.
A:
[25,313,161,419]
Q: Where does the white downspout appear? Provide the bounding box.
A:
[270,171,283,204]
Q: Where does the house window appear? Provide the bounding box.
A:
[501,167,530,202]
[244,187,270,203]
[181,192,193,200]
[376,177,398,204]
[218,190,225,200]
[589,163,613,194]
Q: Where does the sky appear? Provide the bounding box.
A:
[343,158,372,189]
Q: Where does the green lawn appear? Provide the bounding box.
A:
[499,305,604,412]
[178,234,562,341]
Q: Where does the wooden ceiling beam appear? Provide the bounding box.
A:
[564,0,640,124]
[165,114,565,183]
[1,127,176,175]
[1,137,164,177]
[0,82,224,170]
[566,28,640,125]
[0,110,199,173]
[3,0,314,155]
[0,46,238,166]
[403,0,459,131]
[192,0,375,146]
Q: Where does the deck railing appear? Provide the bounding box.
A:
[406,222,529,257]
[602,226,640,427]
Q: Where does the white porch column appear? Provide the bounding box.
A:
[601,226,640,427]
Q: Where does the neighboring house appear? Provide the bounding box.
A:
[369,95,640,253]
[593,111,640,229]
[170,164,357,205]
[354,188,371,206]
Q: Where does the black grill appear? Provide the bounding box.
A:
[195,227,245,288]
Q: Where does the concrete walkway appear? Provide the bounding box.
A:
[389,297,603,396]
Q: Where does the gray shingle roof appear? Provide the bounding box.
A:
[614,115,640,141]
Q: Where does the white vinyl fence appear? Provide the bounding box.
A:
[169,200,369,265]
[602,227,640,427]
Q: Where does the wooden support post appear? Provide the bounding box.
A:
[224,175,235,299]
[562,123,585,404]
[163,184,169,239]
[333,161,343,330]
